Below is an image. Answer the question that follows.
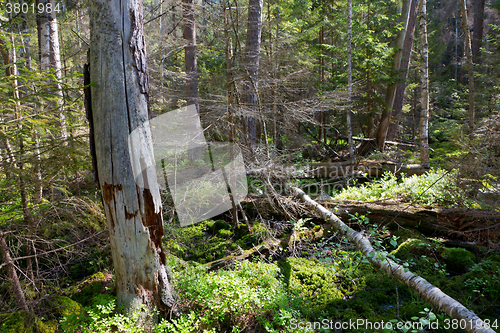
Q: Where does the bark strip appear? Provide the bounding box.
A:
[291,186,495,333]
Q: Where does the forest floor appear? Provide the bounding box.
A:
[1,166,500,333]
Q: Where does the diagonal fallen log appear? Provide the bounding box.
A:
[291,186,495,333]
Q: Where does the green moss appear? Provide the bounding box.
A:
[0,311,34,333]
[211,220,231,233]
[234,223,249,238]
[36,320,58,333]
[53,296,84,317]
[218,229,233,238]
[441,247,476,273]
[286,257,345,315]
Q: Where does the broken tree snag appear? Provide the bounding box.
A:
[89,0,175,316]
[291,187,495,333]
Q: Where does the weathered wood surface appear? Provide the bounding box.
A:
[89,0,174,315]
[292,187,495,333]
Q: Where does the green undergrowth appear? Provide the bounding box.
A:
[333,169,477,208]
[47,229,500,333]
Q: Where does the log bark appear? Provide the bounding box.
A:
[89,0,175,315]
[292,187,496,333]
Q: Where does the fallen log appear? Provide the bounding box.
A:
[291,186,495,333]
[246,160,430,179]
[239,198,500,243]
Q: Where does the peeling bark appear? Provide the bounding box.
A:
[89,0,176,315]
[292,187,496,333]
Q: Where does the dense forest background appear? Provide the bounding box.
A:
[1,0,500,332]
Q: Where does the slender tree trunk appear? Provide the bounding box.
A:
[36,0,66,142]
[472,0,485,64]
[20,1,43,205]
[243,0,263,148]
[183,0,199,112]
[419,0,429,167]
[374,0,411,151]
[88,0,175,315]
[387,0,419,141]
[183,0,202,161]
[347,0,354,159]
[460,0,475,140]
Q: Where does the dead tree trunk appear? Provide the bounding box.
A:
[88,0,176,316]
[292,187,495,333]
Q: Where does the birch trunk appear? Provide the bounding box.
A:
[243,0,263,148]
[292,187,496,333]
[88,0,175,315]
[460,0,475,140]
[418,0,429,167]
[36,0,66,142]
[374,0,411,151]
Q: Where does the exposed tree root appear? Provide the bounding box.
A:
[292,186,496,333]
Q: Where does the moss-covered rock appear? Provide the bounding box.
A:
[441,247,476,273]
[53,296,84,317]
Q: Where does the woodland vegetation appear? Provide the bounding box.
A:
[1,0,500,332]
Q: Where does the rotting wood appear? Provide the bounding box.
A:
[292,186,496,333]
[89,0,176,316]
